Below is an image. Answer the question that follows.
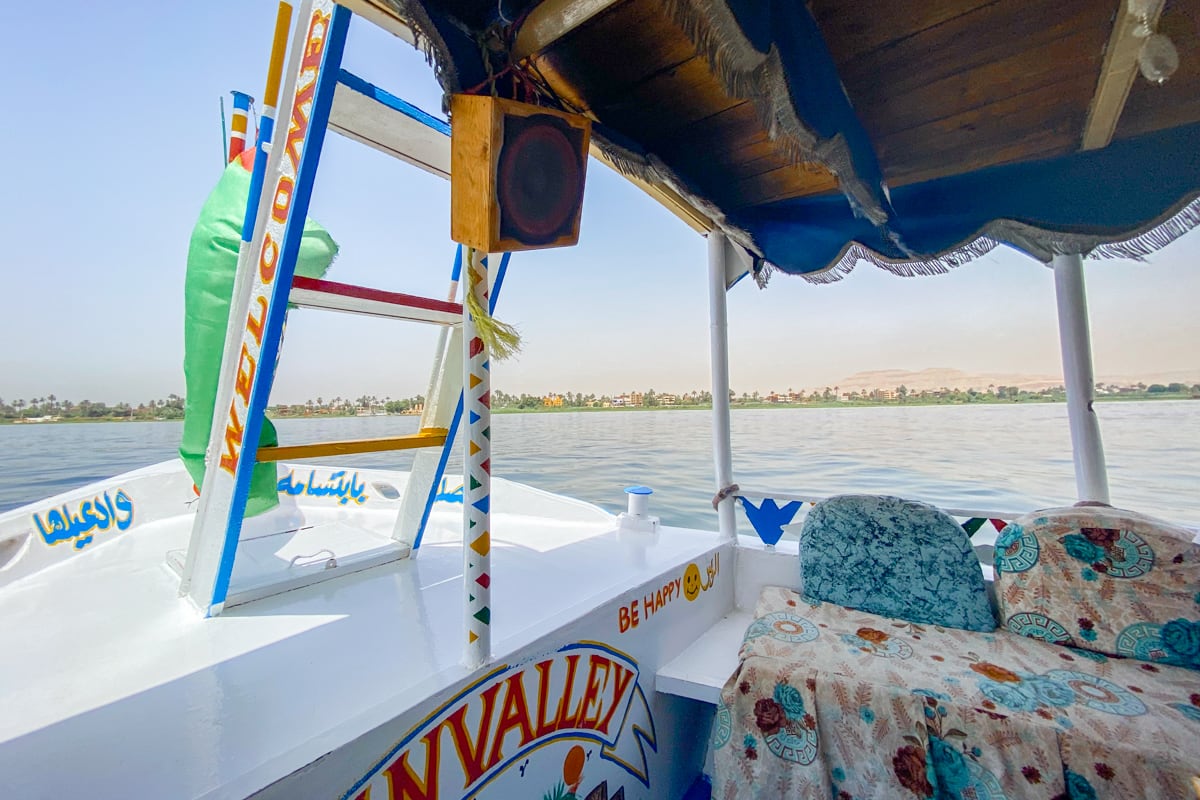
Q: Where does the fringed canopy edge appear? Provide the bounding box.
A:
[658,0,891,227]
[774,192,1200,287]
[375,0,464,98]
[587,128,763,257]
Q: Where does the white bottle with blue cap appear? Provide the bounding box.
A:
[618,485,659,533]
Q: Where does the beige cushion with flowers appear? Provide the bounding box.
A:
[993,505,1200,669]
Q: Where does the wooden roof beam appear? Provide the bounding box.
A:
[337,0,418,46]
[513,0,624,60]
[1081,0,1165,151]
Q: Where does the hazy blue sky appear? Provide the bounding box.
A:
[2,3,1197,405]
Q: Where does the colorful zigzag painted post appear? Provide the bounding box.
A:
[463,248,492,667]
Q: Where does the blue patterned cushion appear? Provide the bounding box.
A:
[799,495,996,632]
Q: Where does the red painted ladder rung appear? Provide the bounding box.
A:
[289,276,462,325]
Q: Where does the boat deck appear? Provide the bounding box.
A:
[0,465,722,799]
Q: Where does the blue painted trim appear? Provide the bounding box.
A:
[450,243,463,283]
[210,5,352,610]
[336,69,450,137]
[231,90,252,111]
[241,115,276,243]
[411,251,512,551]
[412,395,466,554]
[491,253,511,305]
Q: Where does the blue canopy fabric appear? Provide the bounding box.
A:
[742,123,1200,281]
[659,0,893,226]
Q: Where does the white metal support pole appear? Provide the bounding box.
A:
[708,231,737,538]
[1052,252,1111,503]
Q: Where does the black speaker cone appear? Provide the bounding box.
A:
[497,114,584,245]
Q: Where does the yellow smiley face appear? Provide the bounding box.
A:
[683,563,702,601]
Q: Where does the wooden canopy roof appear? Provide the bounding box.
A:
[352,0,1200,276]
[521,0,1195,214]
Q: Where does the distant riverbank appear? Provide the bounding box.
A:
[3,401,1198,524]
[492,392,1197,414]
[3,390,1194,425]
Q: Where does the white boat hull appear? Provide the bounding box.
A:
[0,461,729,799]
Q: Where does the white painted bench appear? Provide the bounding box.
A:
[656,609,753,704]
[656,537,802,703]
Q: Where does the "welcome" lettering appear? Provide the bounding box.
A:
[218,8,330,477]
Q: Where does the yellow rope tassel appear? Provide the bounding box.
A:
[465,280,522,361]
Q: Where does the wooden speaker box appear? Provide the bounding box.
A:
[450,94,591,253]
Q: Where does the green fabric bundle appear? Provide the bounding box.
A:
[180,157,337,516]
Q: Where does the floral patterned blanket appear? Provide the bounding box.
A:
[711,586,1200,799]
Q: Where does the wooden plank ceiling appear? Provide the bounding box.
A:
[812,0,1118,187]
[522,0,1196,212]
[527,0,839,210]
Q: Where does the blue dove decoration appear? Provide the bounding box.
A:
[739,497,804,546]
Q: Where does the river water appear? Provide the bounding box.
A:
[1,401,1196,528]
